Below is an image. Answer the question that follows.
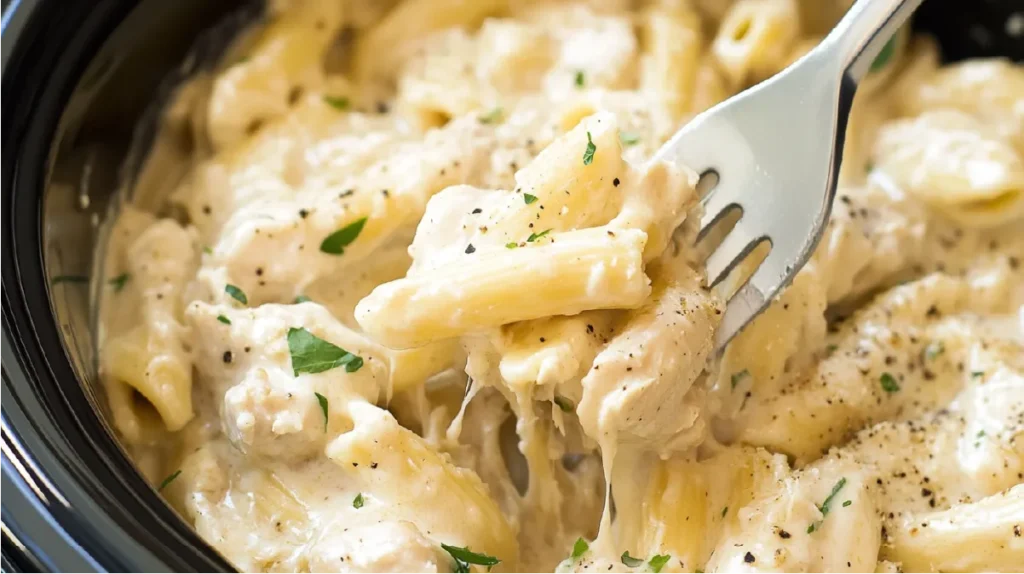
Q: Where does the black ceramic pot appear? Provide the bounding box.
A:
[1,0,1021,571]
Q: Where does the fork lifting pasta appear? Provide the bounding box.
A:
[98,0,1024,572]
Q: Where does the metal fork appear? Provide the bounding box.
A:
[654,0,924,351]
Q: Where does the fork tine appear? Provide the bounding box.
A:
[704,225,764,288]
[714,249,791,349]
[697,186,739,239]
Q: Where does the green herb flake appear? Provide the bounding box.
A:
[294,295,313,304]
[620,551,643,568]
[571,538,589,560]
[478,107,503,124]
[730,369,749,390]
[618,131,641,146]
[880,372,900,394]
[977,430,986,438]
[527,229,552,243]
[523,193,539,205]
[321,217,368,255]
[203,246,213,255]
[870,34,898,73]
[842,500,852,507]
[971,371,985,378]
[157,469,182,492]
[505,242,519,249]
[108,273,131,292]
[825,343,839,356]
[808,477,847,533]
[323,95,350,111]
[353,493,365,509]
[582,131,596,166]
[217,315,232,325]
[553,396,575,413]
[441,544,500,573]
[574,70,585,88]
[721,506,729,518]
[51,275,89,284]
[923,341,944,361]
[315,392,329,430]
[287,327,364,376]
[649,554,671,574]
[225,284,248,305]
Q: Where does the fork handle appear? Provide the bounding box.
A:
[823,0,926,83]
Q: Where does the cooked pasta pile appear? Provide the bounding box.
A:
[98,0,1024,571]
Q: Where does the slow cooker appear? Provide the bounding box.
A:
[2,0,1021,571]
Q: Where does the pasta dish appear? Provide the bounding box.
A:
[96,0,1024,571]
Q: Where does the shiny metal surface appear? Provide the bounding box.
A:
[655,0,925,351]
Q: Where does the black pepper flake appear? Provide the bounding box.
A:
[222,351,233,364]
[472,208,482,214]
[375,101,389,114]
[465,244,476,254]
[299,209,309,219]
[612,177,620,187]
[381,189,390,198]
[744,552,755,564]
[370,462,378,469]
[778,529,791,539]
[339,189,355,198]
[202,205,212,215]
[256,267,264,276]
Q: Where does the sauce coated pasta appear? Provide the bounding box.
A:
[98,0,1024,571]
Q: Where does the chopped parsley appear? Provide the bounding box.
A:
[648,554,671,573]
[225,284,248,305]
[553,396,575,413]
[505,242,519,249]
[51,275,89,284]
[730,369,749,390]
[202,246,213,255]
[582,131,596,166]
[825,343,839,356]
[441,544,500,573]
[321,217,368,255]
[571,537,589,559]
[923,341,944,360]
[523,193,538,205]
[478,107,503,124]
[314,392,329,430]
[620,551,643,568]
[352,493,365,509]
[721,506,729,518]
[216,315,231,325]
[807,477,847,533]
[323,95,350,111]
[971,371,985,378]
[618,131,641,146]
[842,500,852,508]
[977,430,986,438]
[157,469,182,492]
[574,70,585,88]
[108,273,131,292]
[527,229,552,242]
[287,327,364,375]
[870,34,898,73]
[879,372,900,394]
[294,295,313,304]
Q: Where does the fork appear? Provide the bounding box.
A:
[654,0,924,351]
